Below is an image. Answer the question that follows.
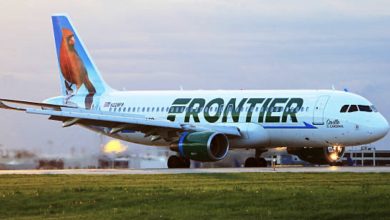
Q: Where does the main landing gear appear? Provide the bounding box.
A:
[244,149,268,167]
[167,155,191,168]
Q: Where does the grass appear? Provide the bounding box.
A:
[0,173,389,219]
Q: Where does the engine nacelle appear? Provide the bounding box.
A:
[177,131,229,162]
[287,146,345,165]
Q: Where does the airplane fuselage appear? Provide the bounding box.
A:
[55,89,388,150]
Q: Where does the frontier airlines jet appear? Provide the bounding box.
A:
[0,15,388,168]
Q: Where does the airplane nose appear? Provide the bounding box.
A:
[375,115,390,139]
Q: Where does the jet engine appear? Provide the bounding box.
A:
[174,131,229,162]
[287,146,345,165]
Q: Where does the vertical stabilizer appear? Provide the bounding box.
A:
[52,14,111,109]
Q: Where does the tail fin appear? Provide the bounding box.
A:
[52,15,111,108]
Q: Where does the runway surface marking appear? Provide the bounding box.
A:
[1,166,390,175]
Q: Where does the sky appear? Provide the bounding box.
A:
[0,0,390,156]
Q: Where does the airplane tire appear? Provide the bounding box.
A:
[244,157,257,167]
[245,157,268,167]
[329,161,343,167]
[167,155,190,168]
[183,158,191,168]
[258,158,267,167]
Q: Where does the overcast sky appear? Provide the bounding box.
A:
[0,0,390,156]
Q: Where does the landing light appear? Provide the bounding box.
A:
[329,152,339,161]
[103,140,127,154]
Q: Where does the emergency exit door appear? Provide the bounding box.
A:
[312,95,330,125]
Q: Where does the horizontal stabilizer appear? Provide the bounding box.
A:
[0,98,76,111]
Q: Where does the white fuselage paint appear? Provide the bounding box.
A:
[67,89,389,150]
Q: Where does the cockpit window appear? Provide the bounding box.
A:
[340,105,349,113]
[341,104,376,113]
[358,105,373,112]
[348,105,358,112]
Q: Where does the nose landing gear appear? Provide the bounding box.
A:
[326,146,345,166]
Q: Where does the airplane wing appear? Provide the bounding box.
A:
[0,99,241,141]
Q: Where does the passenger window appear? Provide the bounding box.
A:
[142,107,145,112]
[358,105,373,112]
[151,107,155,112]
[348,105,358,112]
[161,107,164,112]
[132,107,136,112]
[340,105,349,113]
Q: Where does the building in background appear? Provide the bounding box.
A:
[1,142,390,169]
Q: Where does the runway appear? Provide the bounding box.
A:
[1,166,390,175]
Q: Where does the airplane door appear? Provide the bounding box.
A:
[312,95,330,125]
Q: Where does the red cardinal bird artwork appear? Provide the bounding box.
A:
[59,28,96,109]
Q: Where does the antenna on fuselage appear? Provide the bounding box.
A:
[344,88,349,92]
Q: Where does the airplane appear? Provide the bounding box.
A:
[0,15,389,168]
